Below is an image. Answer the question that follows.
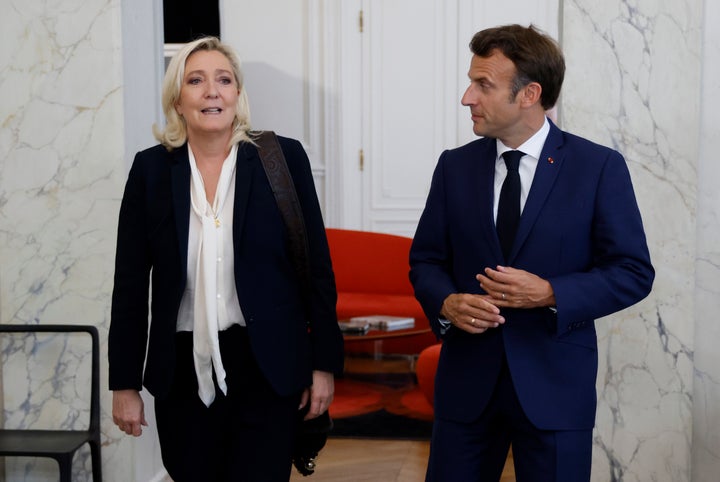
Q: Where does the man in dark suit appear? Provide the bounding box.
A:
[409,24,654,481]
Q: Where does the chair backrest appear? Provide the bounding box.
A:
[0,324,99,433]
[325,228,414,295]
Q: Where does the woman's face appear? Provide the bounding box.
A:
[175,50,239,142]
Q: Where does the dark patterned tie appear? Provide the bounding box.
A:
[496,150,524,260]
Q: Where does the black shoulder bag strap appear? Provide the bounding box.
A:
[255,130,332,477]
[254,130,312,302]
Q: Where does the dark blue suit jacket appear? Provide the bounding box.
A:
[409,120,654,430]
[109,136,343,399]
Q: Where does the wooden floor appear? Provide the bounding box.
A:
[291,356,515,481]
[290,438,515,482]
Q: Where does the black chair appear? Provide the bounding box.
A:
[0,324,102,482]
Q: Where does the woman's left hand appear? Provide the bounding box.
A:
[299,370,334,420]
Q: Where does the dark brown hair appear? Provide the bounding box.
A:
[470,24,565,110]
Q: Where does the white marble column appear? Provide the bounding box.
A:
[0,0,128,480]
[561,0,709,480]
[692,0,720,480]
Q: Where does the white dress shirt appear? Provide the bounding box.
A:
[493,116,550,222]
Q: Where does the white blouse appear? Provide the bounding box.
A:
[176,142,246,406]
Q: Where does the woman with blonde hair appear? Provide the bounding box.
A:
[108,36,343,481]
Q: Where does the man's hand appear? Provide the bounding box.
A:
[299,370,334,420]
[112,389,148,436]
[440,293,505,334]
[477,265,555,309]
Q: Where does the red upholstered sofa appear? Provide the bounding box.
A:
[325,228,438,355]
[415,343,441,407]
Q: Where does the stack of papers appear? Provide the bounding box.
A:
[348,315,415,331]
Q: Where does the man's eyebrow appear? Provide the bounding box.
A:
[469,73,491,84]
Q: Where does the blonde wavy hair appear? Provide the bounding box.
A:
[153,36,254,150]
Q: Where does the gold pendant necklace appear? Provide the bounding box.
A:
[210,202,221,228]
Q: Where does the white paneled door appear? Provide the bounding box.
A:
[339,0,462,237]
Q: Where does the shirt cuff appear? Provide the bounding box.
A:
[438,317,452,335]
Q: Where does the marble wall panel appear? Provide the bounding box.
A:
[0,0,127,480]
[692,0,720,479]
[562,0,704,480]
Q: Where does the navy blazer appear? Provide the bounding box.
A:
[409,120,654,430]
[109,136,344,399]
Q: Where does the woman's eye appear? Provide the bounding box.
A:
[188,77,202,85]
[219,77,233,85]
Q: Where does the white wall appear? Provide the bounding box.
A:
[119,0,169,479]
[220,0,331,218]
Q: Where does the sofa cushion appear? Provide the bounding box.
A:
[415,343,442,407]
[326,229,415,295]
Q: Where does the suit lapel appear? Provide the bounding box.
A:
[170,146,191,287]
[232,142,256,252]
[509,121,565,261]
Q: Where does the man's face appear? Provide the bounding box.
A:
[461,51,524,142]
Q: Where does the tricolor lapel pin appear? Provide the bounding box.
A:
[547,157,555,164]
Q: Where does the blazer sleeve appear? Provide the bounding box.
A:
[108,154,152,391]
[548,149,654,333]
[280,137,344,374]
[409,150,461,338]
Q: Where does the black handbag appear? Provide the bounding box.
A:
[255,131,333,476]
[292,405,333,476]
